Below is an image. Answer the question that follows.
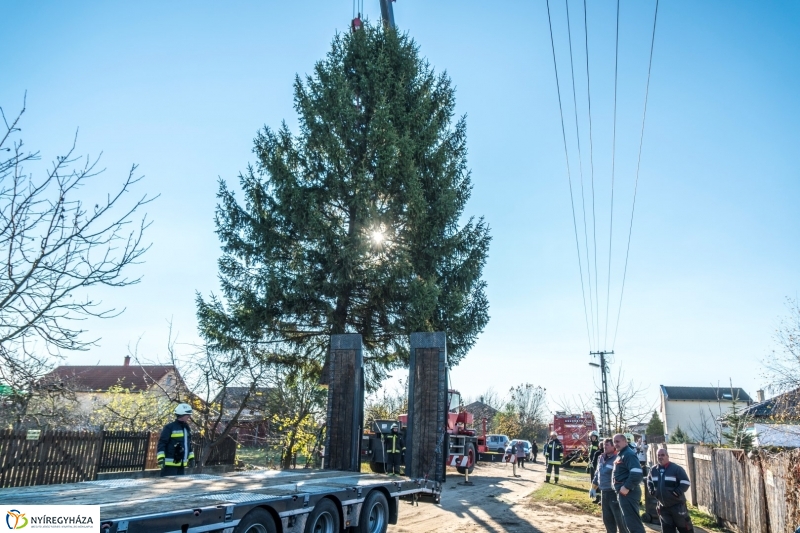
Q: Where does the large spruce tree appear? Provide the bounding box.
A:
[197,24,490,385]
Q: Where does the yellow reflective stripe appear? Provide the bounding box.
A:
[157,452,165,458]
[548,461,562,465]
[164,461,186,466]
[188,452,195,459]
[170,432,185,438]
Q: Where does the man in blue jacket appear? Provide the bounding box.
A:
[591,438,627,533]
[647,448,694,532]
[612,433,645,533]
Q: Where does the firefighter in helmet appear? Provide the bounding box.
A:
[157,403,195,477]
[587,430,602,503]
[383,423,405,476]
[544,431,563,483]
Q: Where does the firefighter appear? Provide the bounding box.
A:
[157,403,195,477]
[612,433,645,533]
[544,431,563,483]
[647,448,694,533]
[383,424,405,476]
[587,430,602,503]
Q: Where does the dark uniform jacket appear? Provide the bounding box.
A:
[593,451,618,490]
[544,439,563,464]
[588,438,601,471]
[157,420,194,467]
[383,432,405,454]
[647,462,691,507]
[612,445,643,491]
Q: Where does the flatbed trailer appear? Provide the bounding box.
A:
[0,468,440,533]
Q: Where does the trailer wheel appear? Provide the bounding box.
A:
[354,490,388,533]
[235,508,277,533]
[369,461,386,474]
[304,498,340,533]
[456,442,476,475]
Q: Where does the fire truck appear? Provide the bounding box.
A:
[365,387,481,476]
[550,411,598,466]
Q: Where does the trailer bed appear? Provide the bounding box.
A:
[0,469,439,533]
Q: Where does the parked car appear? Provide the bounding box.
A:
[485,434,510,453]
[505,439,533,460]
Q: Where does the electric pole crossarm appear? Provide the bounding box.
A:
[590,350,614,436]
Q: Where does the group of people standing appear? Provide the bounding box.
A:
[538,430,693,533]
[587,432,694,533]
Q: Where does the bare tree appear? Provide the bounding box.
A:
[0,97,153,415]
[364,378,408,424]
[475,387,504,411]
[608,368,653,434]
[508,383,549,442]
[138,325,270,468]
[764,297,800,394]
[689,406,718,444]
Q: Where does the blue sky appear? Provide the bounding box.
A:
[2,1,798,414]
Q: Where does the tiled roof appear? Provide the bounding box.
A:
[742,389,800,419]
[215,387,273,409]
[47,365,175,392]
[463,401,499,418]
[661,386,752,403]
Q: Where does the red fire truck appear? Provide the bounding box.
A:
[549,411,598,466]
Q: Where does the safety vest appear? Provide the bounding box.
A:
[384,433,405,454]
[544,439,563,464]
[157,420,195,467]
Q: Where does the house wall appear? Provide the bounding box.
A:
[660,398,740,442]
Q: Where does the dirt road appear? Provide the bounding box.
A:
[392,460,675,533]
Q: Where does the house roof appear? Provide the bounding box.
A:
[215,387,273,410]
[463,401,499,419]
[660,385,752,403]
[742,389,800,419]
[46,365,175,392]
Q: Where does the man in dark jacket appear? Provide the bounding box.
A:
[157,403,195,477]
[383,424,405,476]
[612,433,645,533]
[591,438,627,533]
[544,431,563,483]
[531,441,539,463]
[647,448,694,532]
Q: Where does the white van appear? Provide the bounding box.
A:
[485,434,510,453]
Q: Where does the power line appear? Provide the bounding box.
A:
[565,0,596,350]
[546,0,593,350]
[582,0,600,350]
[604,0,620,349]
[612,0,660,350]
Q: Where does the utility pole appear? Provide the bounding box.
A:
[589,351,613,436]
[379,0,396,29]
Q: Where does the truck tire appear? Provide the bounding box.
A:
[235,508,277,533]
[369,461,386,474]
[354,490,388,533]
[456,442,476,475]
[304,498,339,533]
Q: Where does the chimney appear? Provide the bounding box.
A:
[124,355,130,367]
[757,389,765,402]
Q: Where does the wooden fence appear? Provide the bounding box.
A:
[0,429,238,488]
[647,442,800,533]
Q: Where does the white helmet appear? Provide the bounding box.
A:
[550,431,558,437]
[590,430,599,438]
[174,403,193,416]
[391,423,398,431]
